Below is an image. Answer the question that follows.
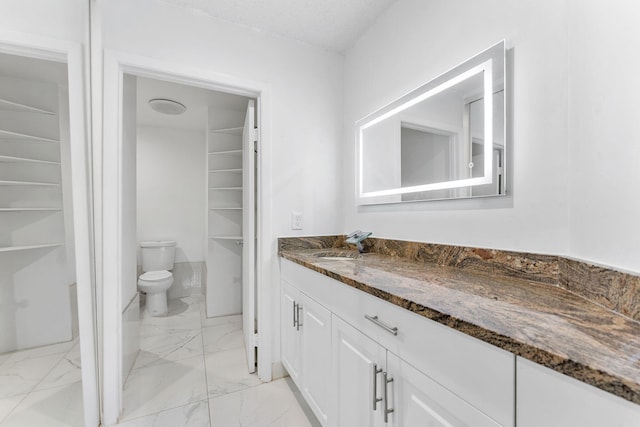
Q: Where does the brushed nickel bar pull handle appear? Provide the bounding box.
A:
[364,315,398,336]
[292,301,297,328]
[296,304,303,331]
[372,363,383,410]
[383,371,394,423]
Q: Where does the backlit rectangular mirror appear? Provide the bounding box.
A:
[357,41,506,204]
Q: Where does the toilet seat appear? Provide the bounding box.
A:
[140,270,172,281]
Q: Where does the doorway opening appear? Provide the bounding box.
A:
[123,72,258,370]
[105,63,265,421]
[101,52,272,423]
[0,42,98,426]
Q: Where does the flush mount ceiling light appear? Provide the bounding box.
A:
[148,98,187,115]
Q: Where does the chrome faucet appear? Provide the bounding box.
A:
[346,230,372,253]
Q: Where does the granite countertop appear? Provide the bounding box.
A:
[279,242,640,405]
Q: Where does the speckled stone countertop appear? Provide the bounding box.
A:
[278,236,640,405]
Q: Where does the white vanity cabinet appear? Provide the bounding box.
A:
[281,280,301,384]
[332,315,386,427]
[332,315,501,427]
[280,277,332,425]
[387,352,501,427]
[280,258,515,427]
[299,292,332,424]
[517,357,640,427]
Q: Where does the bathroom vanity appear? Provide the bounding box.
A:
[278,236,640,427]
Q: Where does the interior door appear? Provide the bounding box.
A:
[242,99,256,373]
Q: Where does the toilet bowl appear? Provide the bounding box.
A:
[138,240,176,316]
[138,270,173,316]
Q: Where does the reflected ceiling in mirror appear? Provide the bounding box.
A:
[357,41,506,204]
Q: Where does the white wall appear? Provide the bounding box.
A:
[102,0,344,238]
[137,126,206,263]
[567,0,640,273]
[344,0,570,255]
[0,0,87,43]
[345,0,640,274]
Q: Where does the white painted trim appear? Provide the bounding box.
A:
[101,50,124,425]
[101,49,273,422]
[256,90,273,382]
[0,31,101,427]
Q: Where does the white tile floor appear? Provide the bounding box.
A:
[0,337,84,426]
[120,294,319,426]
[0,294,318,427]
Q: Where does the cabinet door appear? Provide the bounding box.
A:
[386,352,501,427]
[332,315,386,427]
[281,280,301,385]
[299,292,332,425]
[517,357,640,427]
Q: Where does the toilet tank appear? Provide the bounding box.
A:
[140,241,176,271]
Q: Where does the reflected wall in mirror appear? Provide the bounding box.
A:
[357,41,506,204]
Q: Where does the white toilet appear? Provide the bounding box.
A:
[138,240,176,316]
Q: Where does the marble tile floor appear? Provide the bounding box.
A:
[0,337,84,426]
[0,295,318,426]
[118,294,320,427]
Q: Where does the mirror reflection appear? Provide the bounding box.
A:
[358,41,506,204]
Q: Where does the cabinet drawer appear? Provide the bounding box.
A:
[281,259,335,309]
[332,279,515,427]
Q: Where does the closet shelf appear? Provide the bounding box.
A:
[0,98,56,115]
[208,186,242,191]
[208,149,242,156]
[210,126,242,135]
[208,168,242,173]
[0,243,64,253]
[0,154,60,165]
[209,235,243,240]
[0,208,62,212]
[0,129,59,143]
[0,179,60,186]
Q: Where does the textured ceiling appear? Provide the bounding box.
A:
[158,0,397,52]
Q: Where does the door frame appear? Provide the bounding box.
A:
[100,49,273,423]
[0,30,100,426]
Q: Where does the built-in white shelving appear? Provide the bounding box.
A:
[0,243,64,253]
[206,108,246,318]
[209,235,243,240]
[210,126,242,135]
[0,97,56,115]
[0,62,71,354]
[0,208,62,212]
[0,154,60,165]
[209,168,242,173]
[208,149,242,155]
[0,129,59,143]
[0,179,60,186]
